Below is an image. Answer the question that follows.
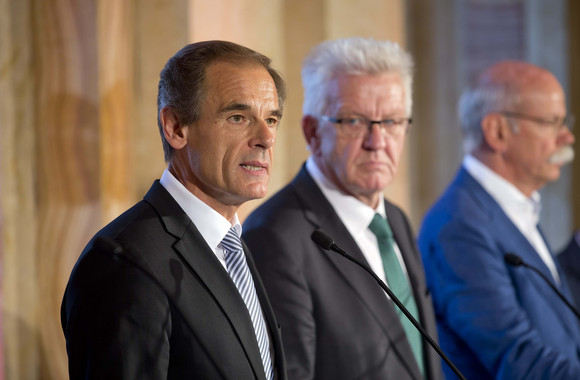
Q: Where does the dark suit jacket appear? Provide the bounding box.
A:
[61,181,286,380]
[418,167,580,379]
[243,166,442,380]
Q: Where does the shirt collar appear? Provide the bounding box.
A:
[306,157,386,233]
[159,169,240,251]
[463,155,541,227]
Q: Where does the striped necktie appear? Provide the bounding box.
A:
[368,213,424,374]
[222,227,274,380]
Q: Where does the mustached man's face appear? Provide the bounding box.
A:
[503,80,574,194]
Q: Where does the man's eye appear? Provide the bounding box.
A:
[344,118,363,126]
[229,115,245,123]
[266,118,279,126]
[382,119,396,126]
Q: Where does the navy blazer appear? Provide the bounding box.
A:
[418,166,580,379]
[243,166,442,380]
[558,237,580,310]
[61,181,286,380]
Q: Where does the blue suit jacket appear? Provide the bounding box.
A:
[558,237,580,311]
[418,167,580,379]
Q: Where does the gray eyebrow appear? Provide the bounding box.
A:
[220,103,283,119]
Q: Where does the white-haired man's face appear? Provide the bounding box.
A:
[306,72,409,208]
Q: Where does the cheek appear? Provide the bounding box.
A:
[387,137,405,160]
[333,141,359,168]
[201,143,230,177]
[267,147,275,167]
[525,141,551,167]
[319,135,339,161]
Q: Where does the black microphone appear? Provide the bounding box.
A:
[504,253,580,321]
[311,229,466,380]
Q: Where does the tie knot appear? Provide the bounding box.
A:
[222,227,243,253]
[368,213,393,240]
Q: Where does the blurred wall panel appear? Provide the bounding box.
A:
[0,0,38,378]
[33,1,101,379]
[133,0,189,200]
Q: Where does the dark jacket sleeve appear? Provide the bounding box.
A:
[61,239,171,380]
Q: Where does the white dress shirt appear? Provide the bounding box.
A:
[306,157,410,286]
[160,168,240,270]
[463,155,560,283]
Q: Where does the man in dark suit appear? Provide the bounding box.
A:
[243,37,442,379]
[61,41,287,379]
[418,61,580,379]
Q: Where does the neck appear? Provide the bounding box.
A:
[471,150,537,198]
[168,163,239,222]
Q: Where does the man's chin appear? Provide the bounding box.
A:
[244,184,269,200]
[542,167,562,184]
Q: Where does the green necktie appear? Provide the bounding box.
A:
[368,213,424,374]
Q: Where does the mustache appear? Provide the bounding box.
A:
[548,145,574,164]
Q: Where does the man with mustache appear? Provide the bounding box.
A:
[418,60,580,379]
[243,37,442,379]
[61,41,287,379]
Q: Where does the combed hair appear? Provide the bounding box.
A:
[301,37,414,116]
[458,83,521,154]
[157,40,286,162]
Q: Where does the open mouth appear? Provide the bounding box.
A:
[240,164,264,171]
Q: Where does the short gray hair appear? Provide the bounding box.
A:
[458,83,521,154]
[301,37,414,117]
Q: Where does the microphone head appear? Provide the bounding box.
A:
[504,253,524,267]
[311,229,334,250]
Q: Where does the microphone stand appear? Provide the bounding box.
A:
[312,230,466,380]
[504,253,580,321]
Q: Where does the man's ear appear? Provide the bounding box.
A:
[160,106,188,150]
[302,115,320,154]
[481,113,511,153]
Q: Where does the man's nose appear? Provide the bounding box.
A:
[251,119,276,149]
[362,122,387,150]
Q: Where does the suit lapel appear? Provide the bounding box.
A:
[144,182,266,380]
[460,169,558,285]
[459,169,579,334]
[291,167,421,377]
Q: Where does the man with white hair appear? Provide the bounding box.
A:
[243,37,442,379]
[418,60,580,379]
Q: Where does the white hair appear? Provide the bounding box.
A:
[458,84,522,153]
[301,37,414,117]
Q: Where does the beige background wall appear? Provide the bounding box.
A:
[0,1,578,379]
